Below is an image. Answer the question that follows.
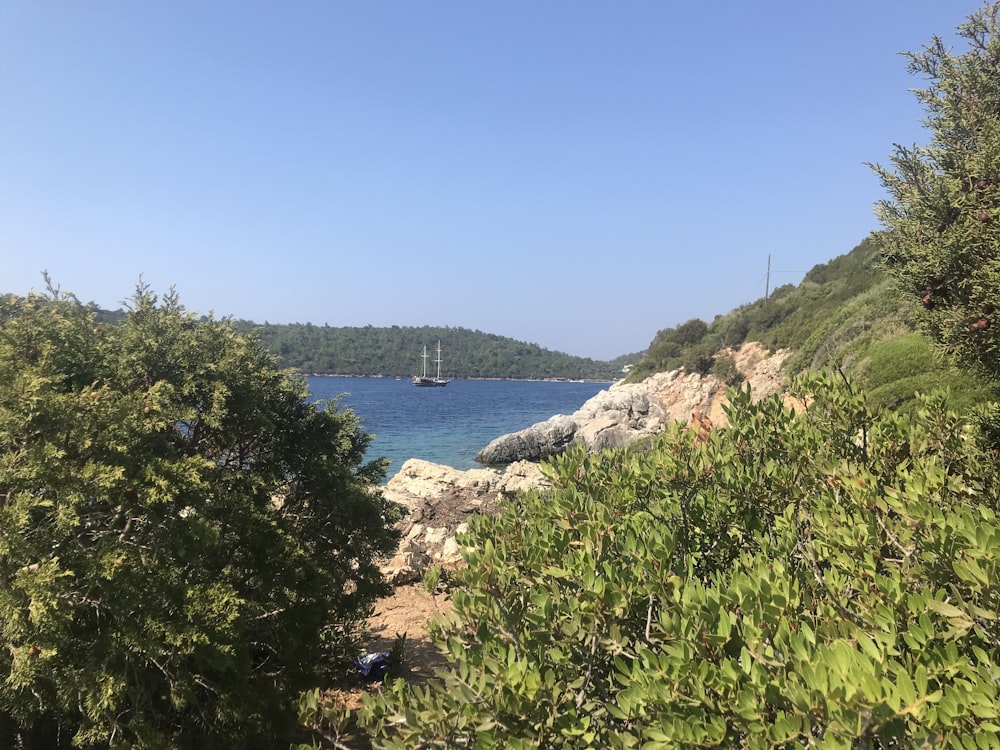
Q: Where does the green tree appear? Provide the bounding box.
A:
[0,283,401,748]
[674,317,709,345]
[710,350,743,386]
[871,1,1000,377]
[679,339,717,375]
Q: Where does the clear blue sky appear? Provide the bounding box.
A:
[0,1,975,360]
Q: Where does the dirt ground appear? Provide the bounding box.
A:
[330,583,454,712]
[295,584,453,748]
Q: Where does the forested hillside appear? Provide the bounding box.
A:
[13,233,990,400]
[628,236,999,413]
[43,235,951,389]
[230,321,634,381]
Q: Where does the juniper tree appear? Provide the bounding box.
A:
[0,282,401,748]
[871,1,1000,378]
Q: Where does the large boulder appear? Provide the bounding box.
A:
[474,414,577,466]
[378,458,549,584]
[473,368,721,465]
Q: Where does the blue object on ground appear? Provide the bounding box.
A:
[355,651,392,681]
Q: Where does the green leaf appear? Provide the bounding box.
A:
[925,599,966,619]
[896,671,917,709]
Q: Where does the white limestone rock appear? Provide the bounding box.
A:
[378,458,549,584]
[474,343,791,464]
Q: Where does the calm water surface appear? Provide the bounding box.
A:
[307,377,612,477]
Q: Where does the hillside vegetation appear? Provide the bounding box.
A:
[82,233,988,395]
[229,322,633,381]
[628,236,999,412]
[71,236,965,391]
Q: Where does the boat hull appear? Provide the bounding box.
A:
[412,377,448,387]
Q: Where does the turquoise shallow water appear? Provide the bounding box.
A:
[307,377,611,477]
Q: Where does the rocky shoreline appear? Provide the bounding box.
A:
[378,343,790,584]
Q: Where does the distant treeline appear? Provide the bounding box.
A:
[228,322,637,381]
[78,305,635,380]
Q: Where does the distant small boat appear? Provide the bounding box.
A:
[412,341,449,387]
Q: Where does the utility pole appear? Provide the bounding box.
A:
[765,254,771,302]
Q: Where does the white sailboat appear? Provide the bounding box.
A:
[412,341,449,387]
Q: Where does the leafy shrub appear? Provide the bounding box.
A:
[857,332,998,414]
[678,340,716,375]
[710,351,744,386]
[0,284,401,748]
[356,375,1000,748]
[674,317,709,345]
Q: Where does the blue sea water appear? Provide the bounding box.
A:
[307,377,612,478]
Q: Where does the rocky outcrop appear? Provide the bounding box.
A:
[379,343,791,583]
[378,459,549,584]
[475,342,790,465]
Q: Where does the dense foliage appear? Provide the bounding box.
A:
[0,284,401,748]
[232,322,632,381]
[357,377,999,747]
[8,6,1000,747]
[872,2,1000,379]
[860,332,990,416]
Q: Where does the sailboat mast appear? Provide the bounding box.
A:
[435,340,442,379]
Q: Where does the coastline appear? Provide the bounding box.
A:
[306,373,616,383]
